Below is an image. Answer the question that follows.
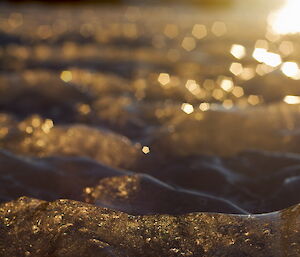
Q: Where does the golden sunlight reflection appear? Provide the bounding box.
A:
[262,52,282,67]
[60,70,72,83]
[252,49,282,67]
[252,48,268,62]
[248,95,261,106]
[211,21,227,37]
[255,40,269,50]
[279,41,294,56]
[212,89,224,100]
[41,119,54,133]
[78,104,91,115]
[256,63,275,76]
[268,0,300,35]
[185,80,201,95]
[192,24,207,39]
[284,95,300,104]
[229,62,243,76]
[230,44,246,59]
[232,86,244,98]
[220,77,234,92]
[142,146,150,154]
[181,37,196,51]
[223,99,233,109]
[238,67,255,81]
[199,102,210,112]
[158,73,170,86]
[164,24,179,39]
[281,62,300,79]
[181,103,194,114]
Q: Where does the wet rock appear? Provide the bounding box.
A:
[84,174,247,215]
[0,197,299,257]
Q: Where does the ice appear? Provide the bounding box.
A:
[0,197,299,257]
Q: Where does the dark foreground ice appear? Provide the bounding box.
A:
[1,197,299,257]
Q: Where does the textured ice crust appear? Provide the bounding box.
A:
[1,197,299,257]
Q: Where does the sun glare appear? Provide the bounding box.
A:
[268,0,300,34]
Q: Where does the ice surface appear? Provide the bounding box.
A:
[0,197,299,257]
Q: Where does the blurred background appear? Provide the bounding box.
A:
[1,0,299,118]
[1,0,300,143]
[2,0,300,213]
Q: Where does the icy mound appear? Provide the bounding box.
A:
[1,197,299,257]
